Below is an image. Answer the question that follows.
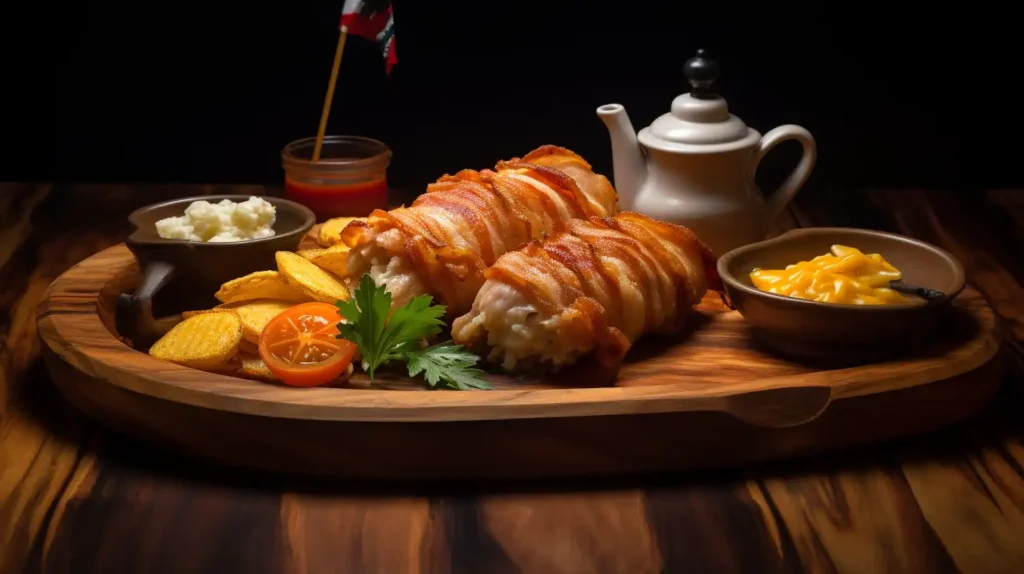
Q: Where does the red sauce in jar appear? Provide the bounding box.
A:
[284,177,388,219]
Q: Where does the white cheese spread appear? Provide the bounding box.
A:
[155,196,276,242]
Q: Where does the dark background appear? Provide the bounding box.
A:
[10,2,1023,194]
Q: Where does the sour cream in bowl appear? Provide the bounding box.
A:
[120,195,315,346]
[155,196,277,242]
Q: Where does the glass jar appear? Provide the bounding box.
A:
[281,136,391,219]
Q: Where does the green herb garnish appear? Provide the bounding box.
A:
[336,274,492,390]
[405,344,492,390]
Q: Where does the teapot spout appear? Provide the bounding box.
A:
[597,104,646,211]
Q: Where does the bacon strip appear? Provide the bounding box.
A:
[453,212,719,370]
[341,146,619,315]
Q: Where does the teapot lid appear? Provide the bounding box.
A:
[641,50,758,150]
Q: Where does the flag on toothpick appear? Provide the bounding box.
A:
[341,0,397,74]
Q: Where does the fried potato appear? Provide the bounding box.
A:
[317,216,365,247]
[215,270,309,304]
[339,363,354,382]
[225,299,294,343]
[297,248,326,260]
[306,243,351,277]
[181,308,236,320]
[238,339,259,355]
[236,354,354,383]
[210,355,243,376]
[239,353,276,381]
[276,251,349,303]
[301,226,322,247]
[149,312,243,369]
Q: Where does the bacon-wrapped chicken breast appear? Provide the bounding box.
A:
[451,212,720,372]
[340,146,618,316]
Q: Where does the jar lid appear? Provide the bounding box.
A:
[646,49,751,146]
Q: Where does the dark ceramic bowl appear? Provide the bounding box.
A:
[718,228,966,363]
[117,195,315,346]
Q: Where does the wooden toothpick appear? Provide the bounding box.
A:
[312,28,349,162]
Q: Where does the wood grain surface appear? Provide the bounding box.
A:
[2,184,1024,572]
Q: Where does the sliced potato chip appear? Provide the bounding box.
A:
[276,251,349,303]
[236,353,353,383]
[181,308,235,320]
[317,216,364,247]
[238,339,259,355]
[301,226,321,246]
[149,312,243,369]
[297,248,326,260]
[210,355,243,376]
[239,354,276,381]
[215,270,309,304]
[307,243,351,277]
[225,299,294,343]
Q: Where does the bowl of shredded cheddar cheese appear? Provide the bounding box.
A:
[718,228,965,362]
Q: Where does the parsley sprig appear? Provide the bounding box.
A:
[336,275,492,390]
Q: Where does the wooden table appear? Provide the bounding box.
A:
[2,184,1023,573]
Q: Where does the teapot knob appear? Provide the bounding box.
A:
[684,48,720,99]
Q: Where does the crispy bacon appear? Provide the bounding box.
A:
[342,146,619,315]
[454,212,718,369]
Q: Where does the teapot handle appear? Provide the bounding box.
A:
[753,125,817,225]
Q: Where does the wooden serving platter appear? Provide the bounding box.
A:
[37,244,1004,479]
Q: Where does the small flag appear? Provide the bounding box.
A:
[341,0,397,74]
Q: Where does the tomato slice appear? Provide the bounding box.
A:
[258,302,357,387]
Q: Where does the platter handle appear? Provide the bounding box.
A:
[719,384,832,428]
[116,260,176,347]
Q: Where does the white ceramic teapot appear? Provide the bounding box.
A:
[598,49,816,256]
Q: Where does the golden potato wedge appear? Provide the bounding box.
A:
[215,270,309,304]
[236,354,354,383]
[149,312,243,370]
[276,251,349,303]
[238,353,276,381]
[317,216,365,247]
[181,308,236,320]
[225,299,294,343]
[297,248,327,260]
[338,363,355,382]
[210,355,243,376]
[238,339,259,355]
[307,243,351,277]
[302,226,321,246]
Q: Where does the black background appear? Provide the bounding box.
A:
[11,2,1023,194]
